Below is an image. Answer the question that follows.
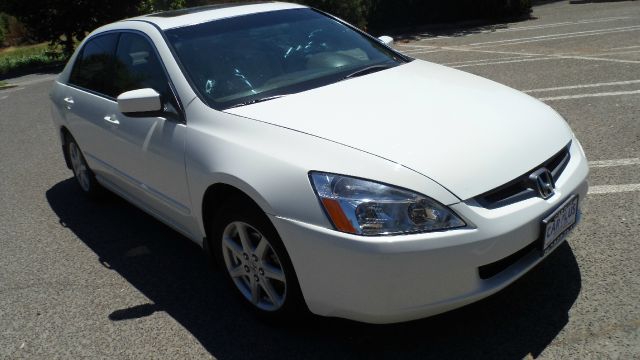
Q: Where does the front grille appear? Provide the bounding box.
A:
[478,240,538,279]
[475,142,571,209]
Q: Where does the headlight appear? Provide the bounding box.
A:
[309,172,465,236]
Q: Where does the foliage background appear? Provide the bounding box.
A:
[0,0,532,61]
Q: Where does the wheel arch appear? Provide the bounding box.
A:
[200,181,274,247]
[201,181,310,317]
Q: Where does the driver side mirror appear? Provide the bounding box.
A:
[378,36,394,46]
[117,88,162,115]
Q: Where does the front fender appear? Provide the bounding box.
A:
[184,99,460,240]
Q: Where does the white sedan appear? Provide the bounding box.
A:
[49,2,589,324]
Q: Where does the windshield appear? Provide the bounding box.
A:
[164,8,408,110]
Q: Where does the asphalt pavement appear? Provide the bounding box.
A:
[1,1,639,359]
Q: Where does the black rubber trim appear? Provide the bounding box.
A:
[475,142,572,209]
[478,240,538,280]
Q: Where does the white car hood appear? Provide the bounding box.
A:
[226,60,573,200]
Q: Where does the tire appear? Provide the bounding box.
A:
[211,200,306,322]
[66,136,103,199]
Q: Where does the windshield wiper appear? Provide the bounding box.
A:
[343,64,395,80]
[226,94,288,109]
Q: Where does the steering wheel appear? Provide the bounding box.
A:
[203,67,256,100]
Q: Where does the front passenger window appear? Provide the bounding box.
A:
[69,33,119,97]
[113,33,171,102]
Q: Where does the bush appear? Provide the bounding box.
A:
[0,0,532,74]
[193,0,372,29]
[0,43,63,75]
[139,0,187,13]
[301,0,372,29]
[0,14,6,45]
[198,0,532,32]
[367,0,532,32]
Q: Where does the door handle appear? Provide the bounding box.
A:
[63,97,74,109]
[103,115,120,125]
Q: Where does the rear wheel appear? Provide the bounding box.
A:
[211,201,305,320]
[66,137,103,198]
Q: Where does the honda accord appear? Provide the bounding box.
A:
[49,2,589,323]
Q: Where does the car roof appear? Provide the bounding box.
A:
[129,1,307,30]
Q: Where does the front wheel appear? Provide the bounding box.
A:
[212,202,305,320]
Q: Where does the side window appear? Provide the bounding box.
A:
[113,33,171,101]
[69,34,119,97]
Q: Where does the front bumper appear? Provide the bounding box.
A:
[271,142,589,324]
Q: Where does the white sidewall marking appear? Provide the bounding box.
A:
[453,57,554,68]
[588,184,640,195]
[524,80,640,93]
[468,25,640,47]
[589,158,640,168]
[540,90,640,101]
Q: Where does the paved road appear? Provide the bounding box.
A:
[1,1,638,359]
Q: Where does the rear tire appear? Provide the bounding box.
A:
[210,200,306,322]
[66,136,103,199]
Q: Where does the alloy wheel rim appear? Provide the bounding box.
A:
[221,221,287,311]
[69,142,90,192]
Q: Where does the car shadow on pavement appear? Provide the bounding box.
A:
[395,22,510,43]
[47,178,582,359]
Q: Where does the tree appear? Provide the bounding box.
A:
[139,0,187,13]
[302,0,371,29]
[0,0,141,56]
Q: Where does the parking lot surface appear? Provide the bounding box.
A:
[1,1,638,359]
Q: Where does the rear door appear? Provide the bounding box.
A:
[63,33,121,179]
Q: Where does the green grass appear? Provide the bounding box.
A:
[0,80,15,89]
[0,43,64,75]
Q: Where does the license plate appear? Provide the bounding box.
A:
[541,195,579,255]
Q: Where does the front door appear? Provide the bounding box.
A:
[64,31,192,234]
[103,32,192,230]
